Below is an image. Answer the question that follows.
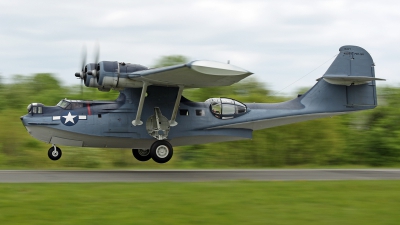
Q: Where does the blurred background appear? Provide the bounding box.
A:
[1,63,399,169]
[1,0,400,169]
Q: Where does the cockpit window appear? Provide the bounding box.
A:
[206,98,247,119]
[57,100,83,109]
[70,102,83,109]
[57,100,70,109]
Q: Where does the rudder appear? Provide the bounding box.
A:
[302,45,385,112]
[319,45,384,107]
[325,45,374,78]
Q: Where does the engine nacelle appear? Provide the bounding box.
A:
[96,61,148,89]
[85,75,100,87]
[96,61,118,87]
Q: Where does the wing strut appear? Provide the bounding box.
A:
[132,81,149,126]
[169,85,184,127]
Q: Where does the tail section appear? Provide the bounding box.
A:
[325,45,374,78]
[207,45,385,131]
[302,45,385,112]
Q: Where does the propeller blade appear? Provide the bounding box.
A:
[75,45,87,79]
[81,78,83,97]
[92,41,100,78]
[94,41,100,64]
[81,45,87,72]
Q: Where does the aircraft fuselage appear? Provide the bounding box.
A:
[21,81,370,150]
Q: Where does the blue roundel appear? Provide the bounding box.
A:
[61,111,79,126]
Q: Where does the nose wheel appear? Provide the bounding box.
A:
[150,140,173,163]
[48,146,62,161]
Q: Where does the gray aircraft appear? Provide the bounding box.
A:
[21,45,385,163]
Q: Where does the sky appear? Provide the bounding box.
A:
[0,0,399,96]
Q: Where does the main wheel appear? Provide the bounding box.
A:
[132,149,151,161]
[150,140,173,163]
[48,146,62,160]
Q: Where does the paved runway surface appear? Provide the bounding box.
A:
[1,169,400,183]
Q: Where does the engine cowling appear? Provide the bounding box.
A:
[96,61,148,89]
[84,63,100,87]
[96,61,118,87]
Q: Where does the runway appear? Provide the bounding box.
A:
[1,169,400,183]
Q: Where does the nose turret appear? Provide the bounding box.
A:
[27,103,44,114]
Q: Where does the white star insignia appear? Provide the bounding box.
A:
[63,112,77,124]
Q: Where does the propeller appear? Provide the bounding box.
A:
[74,43,100,96]
[87,41,100,78]
[75,45,87,79]
[74,45,87,97]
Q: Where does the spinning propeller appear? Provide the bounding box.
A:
[74,43,100,93]
[74,45,87,80]
[87,42,100,78]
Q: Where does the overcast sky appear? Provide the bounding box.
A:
[0,0,398,95]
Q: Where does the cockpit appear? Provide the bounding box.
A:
[205,98,247,119]
[56,99,84,110]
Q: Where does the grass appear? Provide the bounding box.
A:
[0,181,400,224]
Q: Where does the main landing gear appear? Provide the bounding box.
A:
[132,140,173,163]
[48,145,62,161]
[130,82,181,164]
[132,149,152,161]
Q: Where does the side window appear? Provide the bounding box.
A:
[180,109,189,116]
[222,104,235,115]
[211,103,221,115]
[196,110,205,116]
[71,103,83,109]
[37,107,42,114]
[235,104,246,114]
[210,98,222,115]
[65,104,72,110]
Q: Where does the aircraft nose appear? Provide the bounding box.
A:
[20,115,29,127]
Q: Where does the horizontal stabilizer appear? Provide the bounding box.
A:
[317,75,385,86]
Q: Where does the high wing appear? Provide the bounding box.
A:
[127,60,253,88]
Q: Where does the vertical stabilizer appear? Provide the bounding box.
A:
[302,45,384,112]
[325,45,375,77]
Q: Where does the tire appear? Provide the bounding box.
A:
[132,149,152,161]
[150,140,173,163]
[48,146,62,160]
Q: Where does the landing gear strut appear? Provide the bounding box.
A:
[150,140,173,163]
[132,149,152,161]
[48,145,62,161]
